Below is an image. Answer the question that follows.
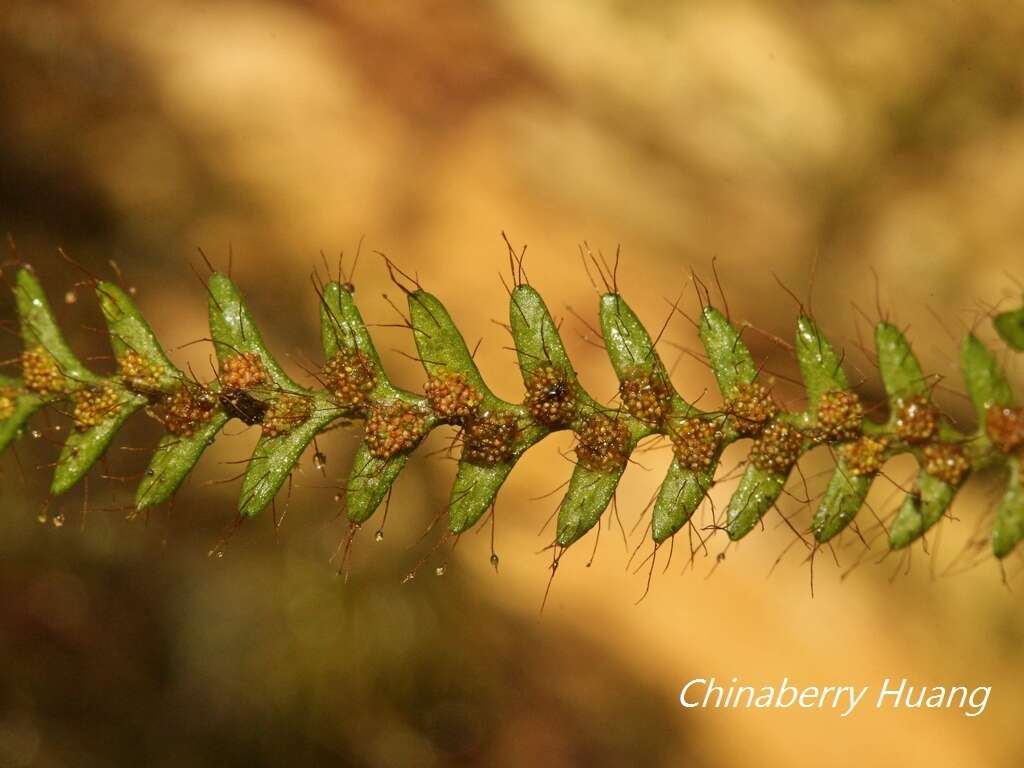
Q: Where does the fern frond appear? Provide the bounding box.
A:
[3,262,1024,561]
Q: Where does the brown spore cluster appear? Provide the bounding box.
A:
[323,350,376,409]
[425,372,482,423]
[923,442,969,486]
[619,369,672,426]
[21,346,65,396]
[814,389,864,442]
[150,385,218,437]
[0,387,17,420]
[985,405,1024,453]
[221,353,267,390]
[72,384,121,429]
[261,393,312,438]
[524,364,576,427]
[668,416,722,471]
[724,381,777,436]
[575,412,631,473]
[118,351,164,394]
[894,395,938,444]
[839,435,888,476]
[750,421,803,473]
[365,403,429,459]
[462,411,519,465]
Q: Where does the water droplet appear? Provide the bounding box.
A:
[313,451,327,470]
[374,530,384,542]
[146,469,155,476]
[30,429,41,439]
[490,553,500,571]
[36,514,47,524]
[333,493,342,502]
[403,571,416,583]
[64,290,77,304]
[129,286,138,295]
[52,513,65,528]
[435,566,446,576]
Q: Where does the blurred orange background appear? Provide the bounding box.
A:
[1,1,1023,766]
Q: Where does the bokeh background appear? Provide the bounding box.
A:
[1,1,1023,766]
